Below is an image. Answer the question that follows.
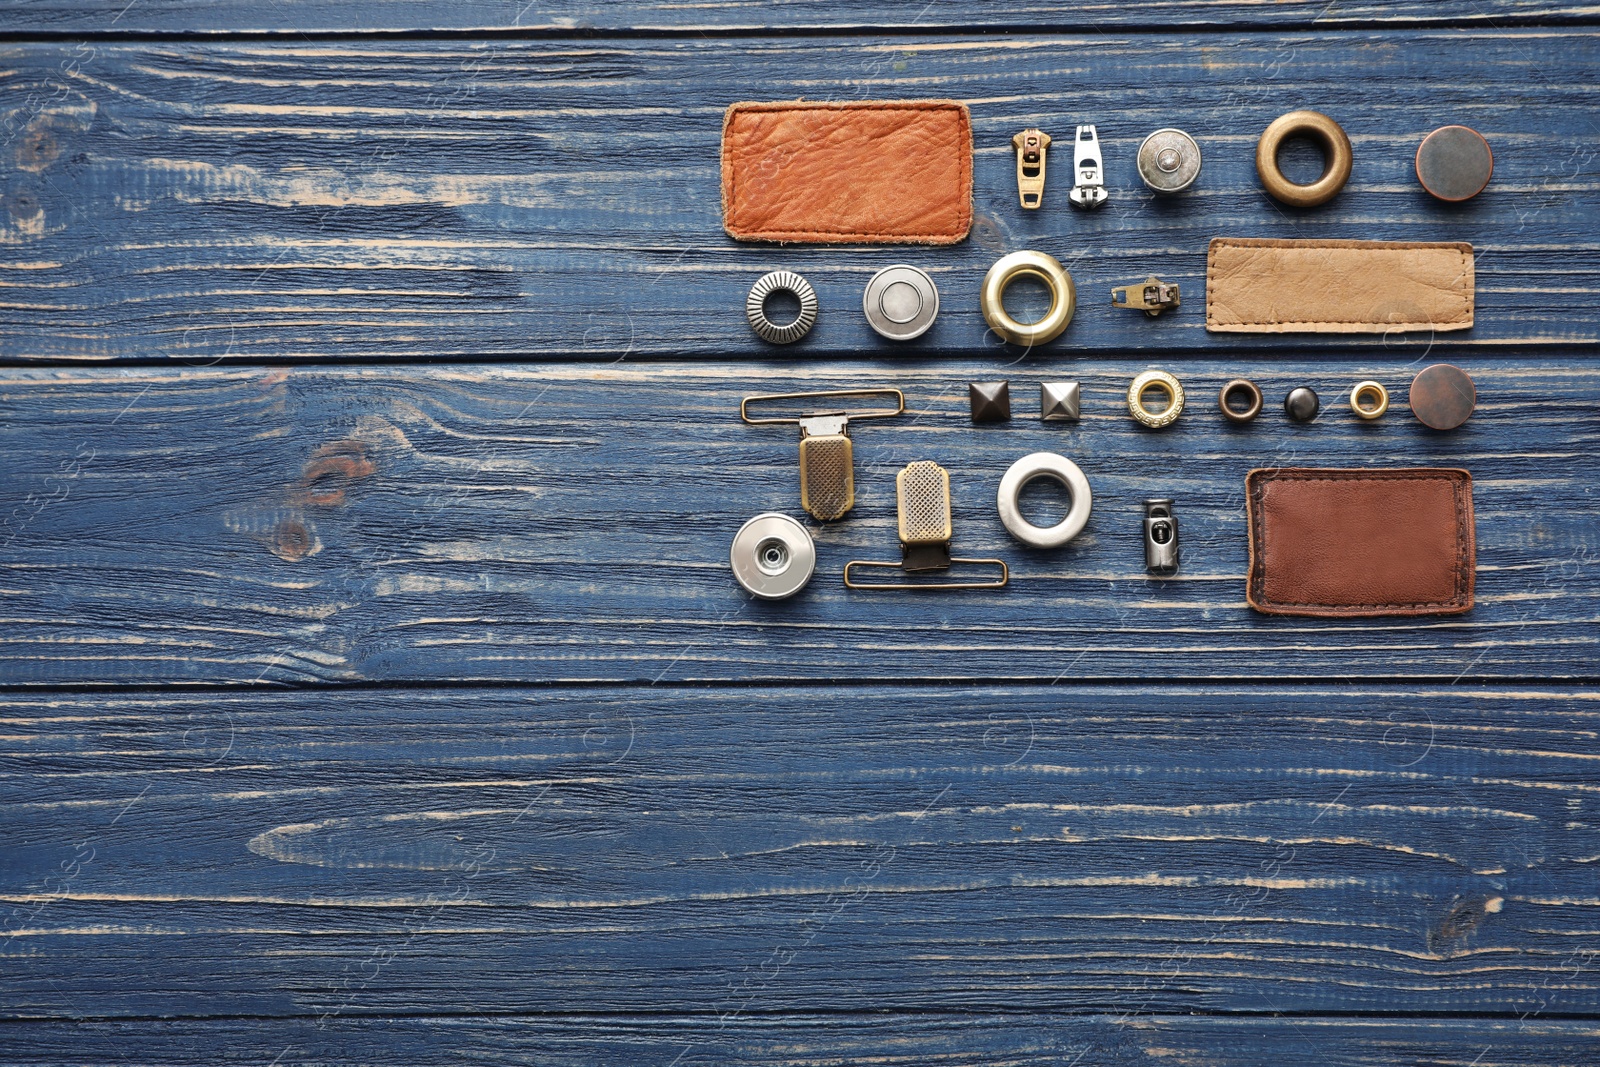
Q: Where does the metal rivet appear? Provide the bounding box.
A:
[1409,364,1476,430]
[1284,386,1321,423]
[1416,125,1493,203]
[1137,128,1202,194]
[731,513,816,600]
[863,264,939,341]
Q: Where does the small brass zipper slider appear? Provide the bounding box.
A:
[1011,128,1051,209]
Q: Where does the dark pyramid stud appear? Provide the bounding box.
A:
[969,381,1011,424]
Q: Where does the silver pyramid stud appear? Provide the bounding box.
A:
[1041,381,1081,422]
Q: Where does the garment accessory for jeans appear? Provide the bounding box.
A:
[1137,128,1201,194]
[1068,125,1108,210]
[1127,370,1184,429]
[1350,380,1389,420]
[1245,467,1475,617]
[969,381,1011,424]
[1143,499,1179,576]
[863,264,939,341]
[997,452,1093,549]
[981,250,1076,346]
[1284,386,1321,423]
[1255,110,1352,207]
[1012,128,1050,209]
[1409,364,1477,430]
[721,100,972,244]
[730,513,816,600]
[741,388,905,521]
[1206,238,1474,334]
[746,271,818,344]
[1219,378,1263,423]
[1112,276,1180,317]
[844,461,1008,589]
[1416,125,1493,203]
[1040,382,1081,422]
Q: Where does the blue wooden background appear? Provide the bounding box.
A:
[3,4,1599,1065]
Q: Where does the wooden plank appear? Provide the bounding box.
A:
[3,1013,1599,1066]
[3,684,1598,1019]
[1,359,1596,685]
[2,30,1598,363]
[7,0,1596,35]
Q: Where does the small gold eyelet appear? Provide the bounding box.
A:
[1350,380,1390,420]
[1128,370,1185,429]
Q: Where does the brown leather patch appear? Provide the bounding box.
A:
[721,100,972,245]
[1245,468,1475,618]
[1206,238,1474,333]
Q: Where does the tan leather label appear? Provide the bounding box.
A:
[1207,238,1474,333]
[1245,468,1475,618]
[721,100,972,245]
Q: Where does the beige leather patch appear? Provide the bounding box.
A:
[1206,238,1474,333]
[721,100,972,245]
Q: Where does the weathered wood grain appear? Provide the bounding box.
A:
[2,31,1598,362]
[4,1014,1600,1067]
[1,359,1596,685]
[3,684,1598,1019]
[8,0,1597,35]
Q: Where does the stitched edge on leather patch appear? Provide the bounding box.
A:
[1206,238,1474,333]
[1245,468,1475,617]
[721,100,973,245]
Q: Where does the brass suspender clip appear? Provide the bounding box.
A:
[741,388,904,522]
[844,461,1008,590]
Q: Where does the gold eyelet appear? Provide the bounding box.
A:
[1128,370,1185,429]
[1350,380,1390,420]
[1256,110,1353,208]
[980,250,1076,347]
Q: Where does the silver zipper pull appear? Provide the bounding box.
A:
[1068,124,1107,210]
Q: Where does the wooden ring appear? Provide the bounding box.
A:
[1256,110,1352,207]
[981,250,1076,347]
[1128,370,1185,429]
[1218,378,1263,423]
[1350,380,1389,420]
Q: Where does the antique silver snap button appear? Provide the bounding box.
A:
[1137,128,1202,194]
[746,270,819,345]
[730,512,816,600]
[863,265,939,341]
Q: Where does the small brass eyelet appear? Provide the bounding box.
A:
[1128,370,1185,429]
[1218,378,1264,424]
[1256,110,1353,208]
[1350,380,1390,420]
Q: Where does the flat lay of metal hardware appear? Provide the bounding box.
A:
[741,388,904,521]
[844,460,1008,590]
[1012,127,1051,208]
[11,10,1600,1065]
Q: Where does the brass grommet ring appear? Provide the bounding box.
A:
[1218,378,1263,423]
[981,250,1076,347]
[1128,370,1185,429]
[1350,380,1389,420]
[1256,109,1353,208]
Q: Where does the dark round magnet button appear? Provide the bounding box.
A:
[1416,125,1493,203]
[1409,363,1477,430]
[1284,386,1320,423]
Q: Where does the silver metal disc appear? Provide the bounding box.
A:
[730,512,816,600]
[1137,128,1202,194]
[747,271,818,345]
[862,264,939,341]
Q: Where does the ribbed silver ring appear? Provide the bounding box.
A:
[747,270,818,345]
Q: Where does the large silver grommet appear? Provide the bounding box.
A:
[863,264,939,341]
[981,250,1076,347]
[997,452,1093,549]
[747,271,819,345]
[730,513,816,600]
[1137,128,1202,194]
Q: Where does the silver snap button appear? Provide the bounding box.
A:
[863,265,939,341]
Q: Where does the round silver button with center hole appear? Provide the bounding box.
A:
[863,264,939,341]
[997,452,1093,549]
[730,513,816,600]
